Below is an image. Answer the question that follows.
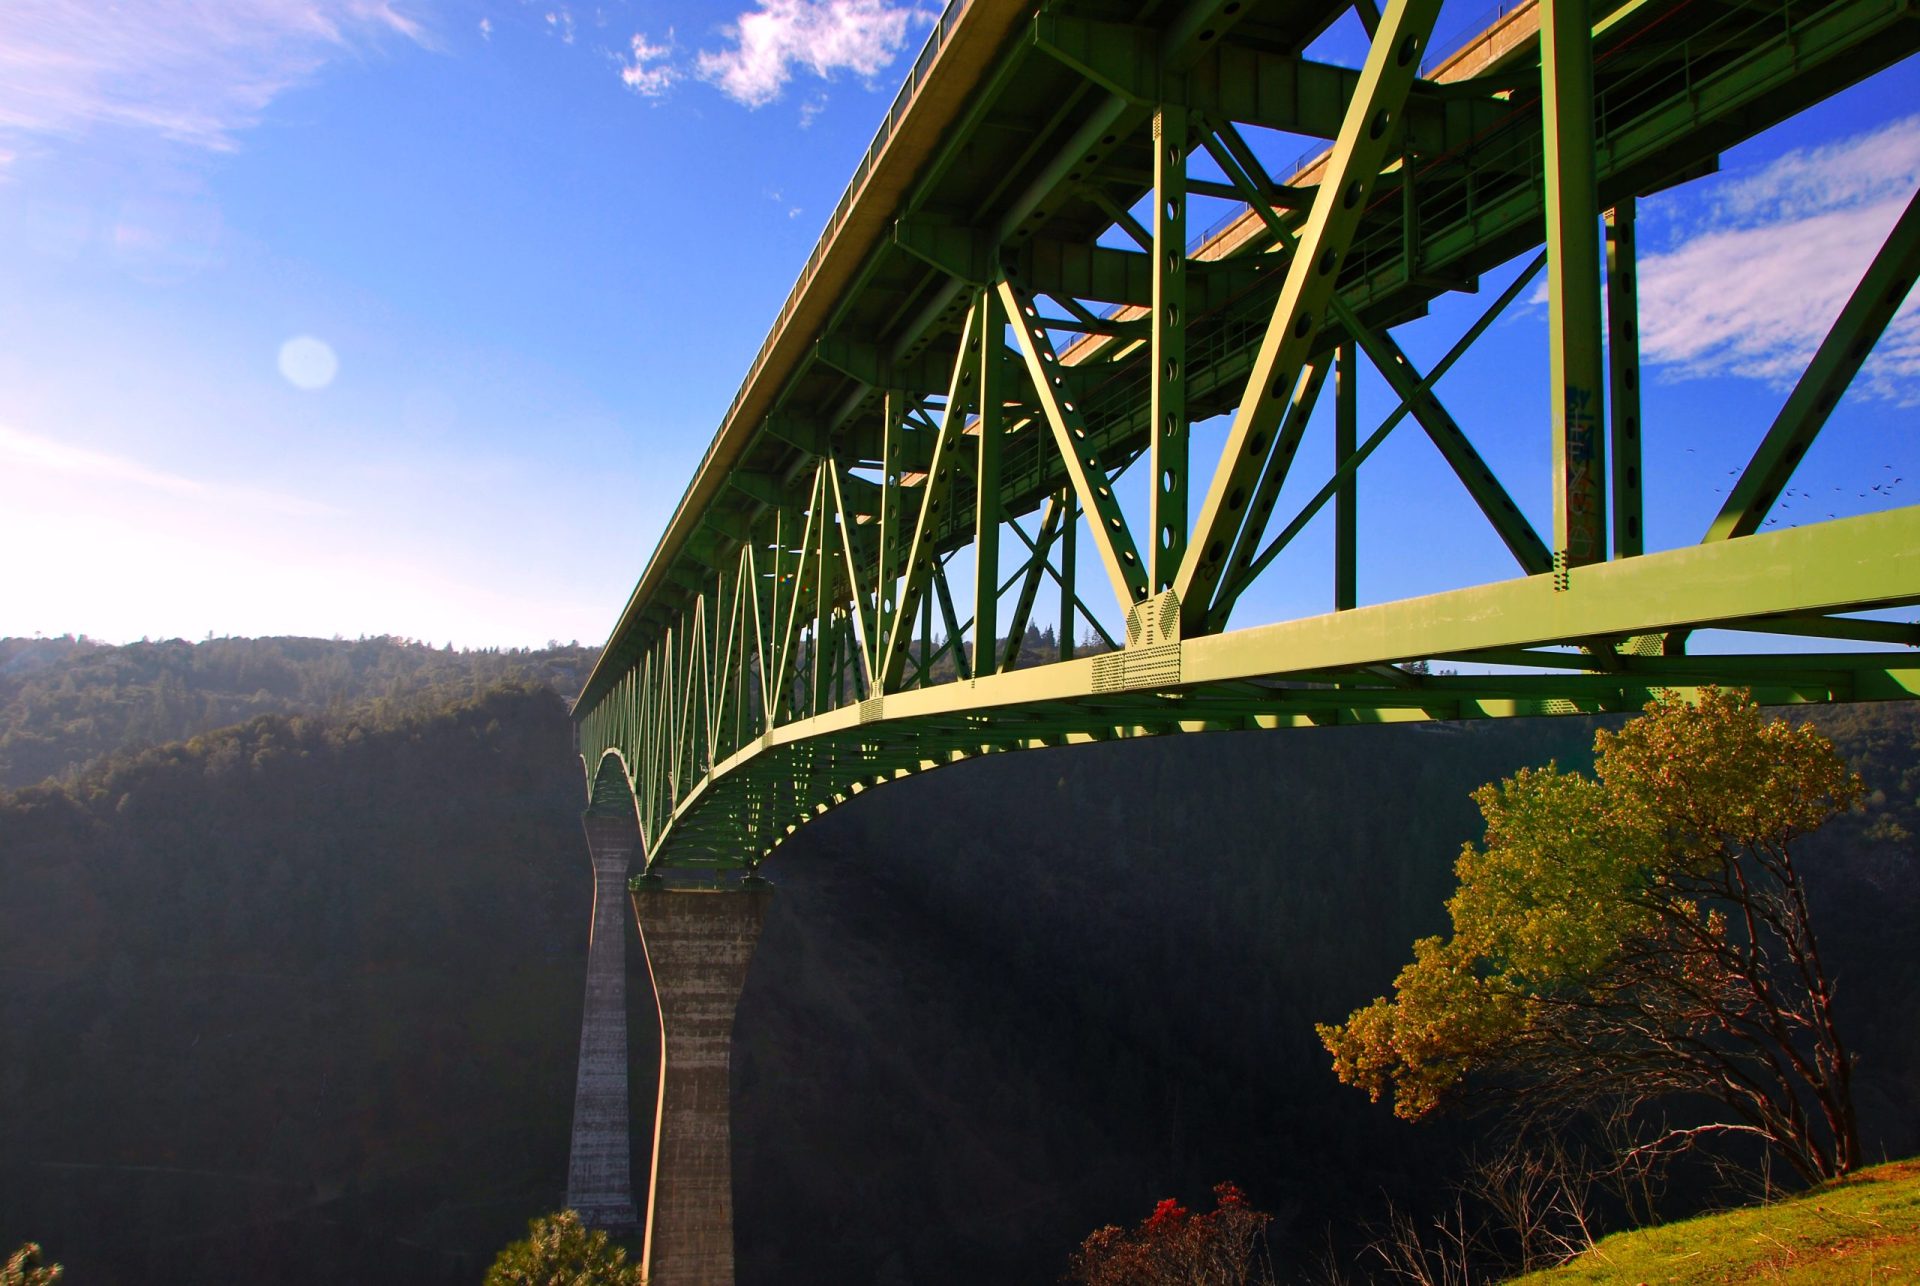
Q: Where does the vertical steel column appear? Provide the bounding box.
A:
[1606,200,1643,558]
[974,287,1003,676]
[1541,0,1606,570]
[767,511,788,717]
[831,611,846,708]
[733,572,749,747]
[1335,341,1358,611]
[1060,490,1077,661]
[918,566,933,685]
[878,391,901,686]
[1175,0,1443,633]
[1151,102,1189,591]
[934,560,970,680]
[810,482,828,716]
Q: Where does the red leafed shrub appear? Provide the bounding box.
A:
[1066,1181,1275,1285]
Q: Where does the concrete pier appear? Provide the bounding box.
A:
[564,815,641,1231]
[632,884,769,1286]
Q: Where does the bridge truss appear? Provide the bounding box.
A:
[575,0,1920,872]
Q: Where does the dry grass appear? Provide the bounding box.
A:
[1508,1159,1920,1284]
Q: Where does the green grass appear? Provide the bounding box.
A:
[1510,1158,1920,1284]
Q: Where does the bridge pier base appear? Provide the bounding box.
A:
[632,883,769,1286]
[565,815,642,1232]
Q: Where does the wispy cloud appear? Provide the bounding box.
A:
[696,0,924,108]
[0,423,339,518]
[1637,116,1920,403]
[619,32,680,97]
[0,1,430,163]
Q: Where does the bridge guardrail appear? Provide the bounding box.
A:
[717,0,975,441]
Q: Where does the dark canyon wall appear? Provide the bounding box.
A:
[3,690,1914,1283]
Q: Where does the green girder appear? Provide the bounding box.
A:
[575,0,1920,870]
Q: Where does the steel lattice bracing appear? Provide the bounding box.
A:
[574,0,1920,873]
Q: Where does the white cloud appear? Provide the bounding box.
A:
[1709,117,1920,225]
[479,16,493,39]
[0,423,339,518]
[545,7,577,44]
[1637,116,1920,404]
[0,0,429,161]
[697,0,922,108]
[620,32,680,97]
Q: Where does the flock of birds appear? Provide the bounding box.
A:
[1680,450,1905,528]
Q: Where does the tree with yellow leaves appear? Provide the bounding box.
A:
[2,1244,60,1286]
[1319,689,1864,1183]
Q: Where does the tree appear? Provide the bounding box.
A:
[1066,1182,1274,1285]
[1318,688,1864,1183]
[2,1244,60,1286]
[482,1211,645,1286]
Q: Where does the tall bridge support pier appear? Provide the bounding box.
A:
[565,815,641,1232]
[631,884,769,1286]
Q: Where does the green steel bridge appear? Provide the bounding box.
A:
[573,0,1920,874]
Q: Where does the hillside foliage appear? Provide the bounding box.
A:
[1067,1182,1274,1285]
[1,1244,60,1286]
[0,682,588,1283]
[1320,690,1867,1183]
[482,1211,644,1286]
[0,634,598,792]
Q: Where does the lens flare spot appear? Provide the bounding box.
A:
[278,336,338,390]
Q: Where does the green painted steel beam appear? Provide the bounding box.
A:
[577,0,1920,720]
[1333,301,1554,576]
[1000,277,1151,610]
[1605,199,1644,558]
[1216,255,1547,614]
[1150,102,1190,591]
[1705,185,1920,542]
[584,505,1920,868]
[1541,0,1607,570]
[1335,341,1357,611]
[1175,0,1445,635]
[575,0,1920,870]
[975,285,1005,677]
[1032,11,1511,146]
[1210,360,1331,627]
[1017,239,1274,309]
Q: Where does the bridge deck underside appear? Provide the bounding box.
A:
[574,0,1920,870]
[604,509,1920,866]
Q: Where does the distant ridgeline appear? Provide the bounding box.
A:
[0,635,600,793]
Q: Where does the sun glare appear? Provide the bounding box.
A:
[277,335,339,390]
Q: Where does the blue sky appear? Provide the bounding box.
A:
[0,1,1913,649]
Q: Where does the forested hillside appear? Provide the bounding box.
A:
[2,656,1915,1283]
[0,635,598,792]
[0,685,589,1284]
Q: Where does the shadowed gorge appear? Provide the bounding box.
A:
[6,665,1913,1282]
[0,685,591,1283]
